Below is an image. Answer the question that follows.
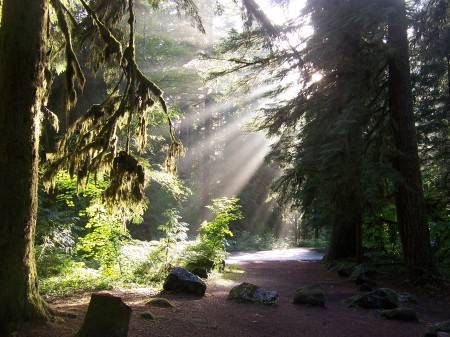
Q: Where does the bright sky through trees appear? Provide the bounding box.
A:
[260,0,305,25]
[183,0,314,206]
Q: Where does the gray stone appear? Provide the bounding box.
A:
[349,288,399,309]
[350,263,377,281]
[140,311,155,320]
[293,284,325,307]
[337,267,353,277]
[191,267,208,279]
[76,293,132,337]
[423,322,450,337]
[228,282,279,305]
[436,322,450,333]
[358,283,372,292]
[163,266,207,296]
[145,298,173,308]
[380,307,419,321]
[397,292,418,303]
[355,274,377,287]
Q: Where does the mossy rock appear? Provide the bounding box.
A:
[140,311,155,320]
[423,321,450,337]
[145,298,173,308]
[349,288,398,310]
[293,284,325,307]
[380,307,419,321]
[228,282,278,305]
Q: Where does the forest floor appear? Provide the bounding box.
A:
[23,250,450,337]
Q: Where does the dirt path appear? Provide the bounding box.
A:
[25,258,450,337]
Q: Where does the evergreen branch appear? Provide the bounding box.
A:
[241,0,281,36]
[79,0,123,63]
[173,0,205,34]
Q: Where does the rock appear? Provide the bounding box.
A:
[355,274,377,287]
[140,311,155,320]
[379,307,419,321]
[329,261,355,278]
[350,263,377,281]
[163,267,207,296]
[337,267,353,277]
[423,321,450,337]
[436,322,450,333]
[349,288,399,310]
[190,267,208,279]
[293,284,325,307]
[76,293,132,337]
[145,298,173,308]
[186,257,225,276]
[358,283,372,292]
[228,282,279,305]
[397,292,418,304]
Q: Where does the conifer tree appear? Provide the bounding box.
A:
[387,0,438,279]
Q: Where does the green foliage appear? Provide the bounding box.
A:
[76,207,130,277]
[198,197,243,263]
[39,262,112,296]
[44,0,185,212]
[158,209,189,270]
[131,239,194,284]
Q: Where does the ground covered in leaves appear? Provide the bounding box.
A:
[23,260,450,337]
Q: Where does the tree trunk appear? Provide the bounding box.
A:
[387,0,438,281]
[201,94,213,220]
[0,0,50,332]
[325,181,362,261]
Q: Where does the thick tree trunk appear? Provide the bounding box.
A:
[201,94,213,220]
[326,125,363,262]
[0,0,50,332]
[325,175,362,262]
[388,0,438,281]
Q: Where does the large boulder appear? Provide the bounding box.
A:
[331,261,356,278]
[163,266,207,296]
[76,293,132,337]
[350,263,377,281]
[349,288,399,310]
[228,282,279,305]
[423,321,450,337]
[379,307,419,321]
[293,284,325,307]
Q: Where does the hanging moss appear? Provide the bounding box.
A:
[44,0,184,211]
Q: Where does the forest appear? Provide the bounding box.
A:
[0,0,449,334]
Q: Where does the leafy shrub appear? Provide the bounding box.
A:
[158,209,189,270]
[198,197,243,264]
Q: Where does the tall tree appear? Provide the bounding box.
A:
[0,0,51,330]
[0,0,203,330]
[387,0,438,280]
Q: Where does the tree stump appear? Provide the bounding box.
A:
[76,293,132,337]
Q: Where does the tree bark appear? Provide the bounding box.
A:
[0,0,50,332]
[387,0,438,281]
[201,94,213,220]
